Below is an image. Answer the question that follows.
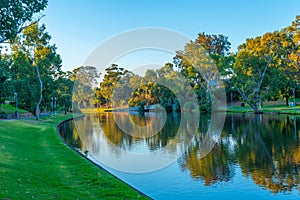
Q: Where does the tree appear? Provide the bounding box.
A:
[275,16,300,104]
[111,70,136,107]
[94,87,106,107]
[10,23,62,119]
[231,16,300,112]
[173,33,231,112]
[99,64,128,107]
[231,31,281,113]
[9,49,36,112]
[0,54,13,104]
[55,71,74,111]
[72,66,100,109]
[283,15,300,74]
[175,40,222,112]
[0,0,48,43]
[126,63,188,112]
[197,32,231,57]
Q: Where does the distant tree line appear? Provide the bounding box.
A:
[87,16,299,113]
[0,1,299,115]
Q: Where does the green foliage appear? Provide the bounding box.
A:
[96,34,230,113]
[174,34,230,111]
[0,24,73,115]
[94,87,106,107]
[0,0,48,43]
[9,23,62,116]
[127,64,186,112]
[72,66,99,109]
[99,64,129,107]
[230,16,300,113]
[129,82,175,109]
[197,32,231,56]
[0,55,13,104]
[55,71,74,110]
[2,6,298,117]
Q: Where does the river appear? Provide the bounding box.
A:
[59,112,300,200]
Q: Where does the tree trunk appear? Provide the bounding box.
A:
[237,88,259,113]
[35,66,43,120]
[285,96,289,106]
[249,103,260,114]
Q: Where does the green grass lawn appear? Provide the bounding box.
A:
[0,113,148,200]
[0,104,28,114]
[226,104,300,114]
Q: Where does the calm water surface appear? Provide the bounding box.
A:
[59,113,300,200]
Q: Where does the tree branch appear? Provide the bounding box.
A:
[257,52,276,92]
[0,15,45,44]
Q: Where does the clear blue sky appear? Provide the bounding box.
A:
[41,0,300,71]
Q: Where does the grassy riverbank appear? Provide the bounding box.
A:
[225,104,300,115]
[0,113,148,199]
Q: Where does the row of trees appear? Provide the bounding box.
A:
[0,0,299,116]
[76,16,299,113]
[0,1,95,118]
[0,1,83,118]
[111,17,299,113]
[0,22,76,119]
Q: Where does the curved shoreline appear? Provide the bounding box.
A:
[55,115,152,200]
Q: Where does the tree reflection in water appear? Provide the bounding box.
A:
[100,112,180,150]
[180,114,300,193]
[59,113,300,194]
